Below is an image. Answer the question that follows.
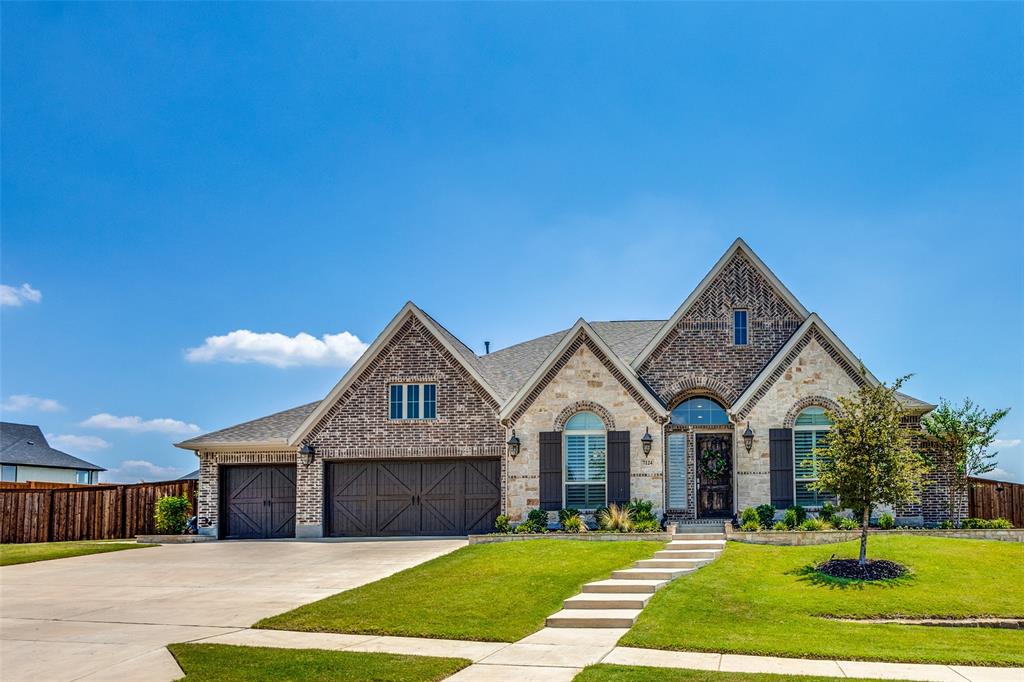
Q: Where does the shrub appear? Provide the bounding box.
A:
[878,513,895,530]
[771,521,788,531]
[787,505,807,526]
[961,517,1013,529]
[819,502,839,524]
[494,515,511,533]
[938,519,955,529]
[782,508,799,529]
[756,504,776,528]
[631,519,661,533]
[561,514,588,533]
[739,507,760,528]
[987,517,1013,529]
[833,516,858,530]
[799,517,829,531]
[154,494,191,535]
[740,520,761,532]
[597,503,633,532]
[513,522,536,534]
[627,499,657,524]
[558,508,581,525]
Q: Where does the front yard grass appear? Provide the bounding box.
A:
[575,664,888,682]
[167,643,469,681]
[257,539,662,642]
[620,536,1024,666]
[0,540,153,566]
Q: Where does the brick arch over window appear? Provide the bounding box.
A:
[553,401,616,432]
[783,396,843,428]
[664,374,736,408]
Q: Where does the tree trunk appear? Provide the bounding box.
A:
[859,504,870,567]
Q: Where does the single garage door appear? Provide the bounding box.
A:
[326,458,500,537]
[221,465,296,539]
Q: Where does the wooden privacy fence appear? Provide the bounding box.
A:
[968,477,1024,528]
[0,479,197,544]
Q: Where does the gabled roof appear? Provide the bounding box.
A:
[175,402,319,450]
[0,422,105,471]
[498,318,669,424]
[632,238,810,370]
[287,302,505,446]
[179,469,200,480]
[730,314,934,419]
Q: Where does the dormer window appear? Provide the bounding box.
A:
[733,310,748,346]
[389,383,437,420]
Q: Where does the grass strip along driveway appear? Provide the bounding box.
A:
[576,665,888,682]
[0,540,153,566]
[620,536,1024,666]
[258,539,661,642]
[168,644,469,682]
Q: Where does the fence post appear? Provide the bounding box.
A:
[119,486,127,539]
[46,488,55,542]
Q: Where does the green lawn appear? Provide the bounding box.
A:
[167,644,469,682]
[0,540,153,566]
[620,536,1024,666]
[257,539,662,642]
[575,664,889,682]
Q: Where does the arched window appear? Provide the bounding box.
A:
[564,411,606,509]
[793,407,837,507]
[671,396,730,425]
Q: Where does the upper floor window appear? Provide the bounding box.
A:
[1,464,16,482]
[794,407,837,507]
[671,396,730,425]
[564,411,606,509]
[389,383,437,420]
[733,310,748,346]
[75,470,91,484]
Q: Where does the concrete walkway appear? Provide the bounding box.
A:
[0,538,466,681]
[196,627,1024,682]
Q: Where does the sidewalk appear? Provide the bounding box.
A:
[194,627,1024,682]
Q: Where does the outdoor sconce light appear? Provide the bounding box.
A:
[742,422,755,453]
[641,427,654,455]
[506,430,521,459]
[299,443,316,466]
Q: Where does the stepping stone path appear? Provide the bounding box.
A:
[546,523,726,629]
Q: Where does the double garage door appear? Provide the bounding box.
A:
[220,458,499,539]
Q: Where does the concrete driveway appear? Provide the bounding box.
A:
[0,538,465,681]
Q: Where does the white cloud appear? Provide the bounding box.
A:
[977,468,1016,482]
[46,433,112,452]
[1,394,64,412]
[102,460,186,483]
[993,439,1021,449]
[186,329,369,368]
[0,283,42,307]
[81,413,201,435]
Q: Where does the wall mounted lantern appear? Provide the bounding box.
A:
[506,430,521,459]
[641,427,654,455]
[742,423,755,453]
[299,443,316,466]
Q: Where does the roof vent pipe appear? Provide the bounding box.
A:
[484,341,490,355]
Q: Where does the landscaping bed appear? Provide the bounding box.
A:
[256,539,661,642]
[620,536,1024,666]
[469,531,671,544]
[167,643,469,681]
[0,540,154,566]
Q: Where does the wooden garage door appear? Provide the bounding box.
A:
[221,465,296,539]
[326,459,500,537]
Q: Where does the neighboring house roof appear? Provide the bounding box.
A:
[175,402,320,449]
[0,422,106,471]
[179,469,200,480]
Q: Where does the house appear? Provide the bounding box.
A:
[1,422,105,484]
[175,238,945,540]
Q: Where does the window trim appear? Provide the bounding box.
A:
[1,464,16,482]
[793,408,836,508]
[388,383,438,421]
[670,395,731,426]
[733,309,749,346]
[562,412,608,510]
[76,469,91,484]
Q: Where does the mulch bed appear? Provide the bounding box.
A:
[817,558,907,580]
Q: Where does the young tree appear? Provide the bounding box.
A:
[922,398,1010,527]
[812,374,929,566]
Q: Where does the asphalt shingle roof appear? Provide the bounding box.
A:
[1,422,105,471]
[175,402,320,448]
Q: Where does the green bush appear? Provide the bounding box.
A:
[878,512,895,530]
[787,505,807,526]
[987,517,1013,529]
[819,502,838,524]
[771,520,788,531]
[799,517,829,531]
[513,522,535,534]
[739,507,760,527]
[631,519,661,533]
[627,499,657,524]
[833,516,858,530]
[939,519,955,529]
[154,494,191,534]
[561,514,588,533]
[755,504,776,528]
[740,520,761,532]
[494,515,511,533]
[558,508,581,525]
[961,517,1013,529]
[782,508,799,529]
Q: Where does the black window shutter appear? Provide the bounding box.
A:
[539,432,562,511]
[769,428,794,509]
[607,431,631,506]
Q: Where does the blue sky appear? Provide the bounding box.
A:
[3,3,1022,483]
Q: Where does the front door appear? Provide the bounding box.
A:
[696,434,732,518]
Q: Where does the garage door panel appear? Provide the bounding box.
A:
[376,499,419,535]
[328,463,373,535]
[222,465,296,540]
